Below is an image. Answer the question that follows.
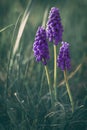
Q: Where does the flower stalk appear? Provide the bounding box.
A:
[44,65,54,105]
[53,45,57,101]
[64,70,74,113]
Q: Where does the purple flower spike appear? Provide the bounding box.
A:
[57,41,71,71]
[33,26,50,65]
[46,7,63,45]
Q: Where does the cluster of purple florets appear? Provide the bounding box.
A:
[46,7,63,45]
[57,41,71,70]
[33,7,71,71]
[33,27,50,65]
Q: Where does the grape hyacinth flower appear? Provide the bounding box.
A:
[33,27,54,105]
[46,7,63,45]
[57,41,71,71]
[46,7,63,101]
[57,41,74,112]
[33,26,50,65]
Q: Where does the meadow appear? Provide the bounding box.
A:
[0,0,87,130]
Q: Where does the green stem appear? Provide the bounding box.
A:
[54,45,57,101]
[64,70,74,113]
[44,65,54,105]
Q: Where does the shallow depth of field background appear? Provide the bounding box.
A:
[0,0,87,129]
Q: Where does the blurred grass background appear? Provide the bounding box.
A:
[0,0,87,129]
